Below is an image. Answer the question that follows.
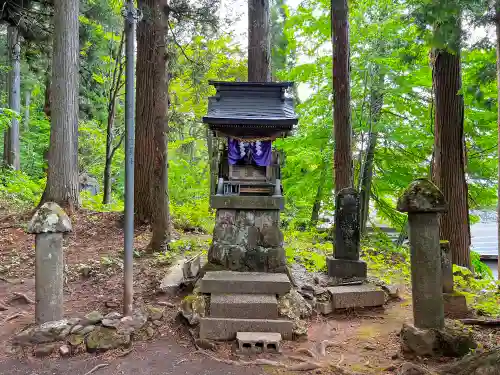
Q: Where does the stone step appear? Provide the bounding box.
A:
[200,317,293,341]
[210,294,278,319]
[236,332,282,353]
[200,271,291,295]
[327,284,385,309]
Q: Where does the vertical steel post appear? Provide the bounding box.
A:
[123,0,138,317]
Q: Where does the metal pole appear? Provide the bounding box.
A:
[123,0,138,317]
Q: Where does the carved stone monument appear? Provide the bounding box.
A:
[327,188,367,280]
[202,81,298,272]
[397,179,446,329]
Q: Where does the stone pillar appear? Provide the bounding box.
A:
[327,188,366,280]
[440,241,453,294]
[397,179,446,329]
[440,240,469,317]
[208,209,286,272]
[27,202,72,324]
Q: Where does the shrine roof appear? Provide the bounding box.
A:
[202,81,299,128]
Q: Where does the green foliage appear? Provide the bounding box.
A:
[80,191,124,212]
[470,250,494,280]
[284,230,330,272]
[0,168,43,209]
[453,265,500,317]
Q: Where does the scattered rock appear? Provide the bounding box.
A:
[145,326,155,339]
[79,325,96,335]
[195,338,216,350]
[14,319,75,345]
[292,319,308,338]
[59,344,70,357]
[105,300,120,308]
[117,309,147,335]
[179,294,206,326]
[85,327,130,353]
[278,289,313,320]
[397,363,432,375]
[382,284,401,300]
[401,323,477,358]
[159,260,185,295]
[152,320,162,327]
[146,305,164,321]
[33,343,57,357]
[157,301,175,308]
[102,312,123,328]
[84,311,103,325]
[70,324,84,334]
[67,334,85,347]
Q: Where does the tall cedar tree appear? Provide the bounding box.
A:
[39,0,79,212]
[248,0,271,81]
[135,0,170,251]
[432,15,471,268]
[331,0,352,192]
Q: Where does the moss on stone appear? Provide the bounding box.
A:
[397,178,447,213]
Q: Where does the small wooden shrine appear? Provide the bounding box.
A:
[202,81,298,272]
[203,81,298,210]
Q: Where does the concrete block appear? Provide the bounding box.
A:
[200,271,291,295]
[237,332,281,353]
[159,260,184,295]
[200,317,293,341]
[183,254,201,279]
[327,284,385,309]
[210,294,278,319]
[443,293,469,318]
[327,257,367,279]
[316,301,333,315]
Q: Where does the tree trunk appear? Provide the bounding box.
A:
[248,0,271,82]
[39,0,80,212]
[360,74,384,234]
[331,0,352,193]
[136,0,170,250]
[432,44,470,268]
[103,35,125,205]
[24,90,31,131]
[6,25,21,170]
[496,4,500,280]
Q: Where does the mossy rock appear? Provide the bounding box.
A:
[131,322,155,341]
[85,327,130,353]
[146,305,164,321]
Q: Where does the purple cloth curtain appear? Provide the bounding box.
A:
[227,138,272,166]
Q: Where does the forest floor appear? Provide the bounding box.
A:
[0,210,498,375]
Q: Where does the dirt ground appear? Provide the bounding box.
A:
[0,210,498,375]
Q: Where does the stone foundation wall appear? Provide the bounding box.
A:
[208,209,286,272]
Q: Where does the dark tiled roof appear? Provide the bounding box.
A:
[202,81,299,128]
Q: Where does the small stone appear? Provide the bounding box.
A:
[152,320,162,327]
[195,338,216,350]
[59,345,70,357]
[292,319,308,338]
[146,326,155,339]
[79,325,96,335]
[117,309,147,334]
[382,284,400,300]
[105,301,120,308]
[180,294,206,326]
[104,311,122,320]
[85,326,130,353]
[397,363,432,375]
[157,301,175,308]
[67,334,84,347]
[401,323,438,357]
[34,343,57,357]
[364,344,376,351]
[84,311,103,325]
[70,324,83,334]
[146,305,164,321]
[278,289,313,320]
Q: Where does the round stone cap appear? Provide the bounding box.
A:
[397,179,447,213]
[27,202,72,234]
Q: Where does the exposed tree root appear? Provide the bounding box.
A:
[317,340,336,357]
[295,347,317,359]
[1,312,22,325]
[438,349,500,375]
[460,318,500,326]
[83,363,109,375]
[12,292,34,304]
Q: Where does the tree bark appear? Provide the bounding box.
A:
[360,74,384,234]
[432,44,470,268]
[103,34,125,205]
[136,0,170,250]
[39,0,80,212]
[248,0,271,82]
[331,0,352,193]
[24,90,31,131]
[6,25,21,170]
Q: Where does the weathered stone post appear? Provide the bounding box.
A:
[397,179,446,329]
[27,202,72,324]
[440,241,454,294]
[327,188,366,280]
[441,240,468,317]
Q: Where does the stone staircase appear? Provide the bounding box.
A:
[199,271,293,341]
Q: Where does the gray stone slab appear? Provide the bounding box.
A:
[443,293,468,318]
[327,284,385,309]
[200,271,291,295]
[159,260,184,295]
[237,332,281,353]
[200,317,293,340]
[210,294,278,319]
[316,301,333,315]
[327,257,367,279]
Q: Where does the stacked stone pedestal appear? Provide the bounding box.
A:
[199,271,293,341]
[322,188,384,312]
[208,210,286,273]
